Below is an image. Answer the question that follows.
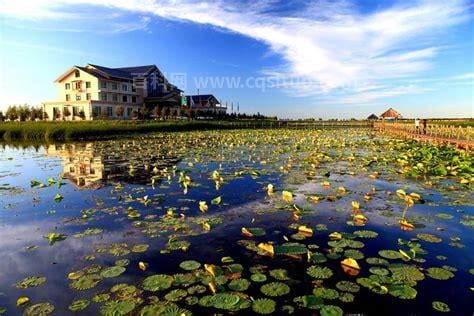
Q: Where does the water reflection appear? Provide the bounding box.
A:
[45,142,180,188]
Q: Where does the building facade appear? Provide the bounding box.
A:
[185,94,227,115]
[43,64,182,120]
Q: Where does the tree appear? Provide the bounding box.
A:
[172,109,178,118]
[63,107,71,120]
[55,109,62,120]
[6,105,19,121]
[140,104,148,120]
[189,109,196,119]
[152,106,161,120]
[17,104,31,121]
[0,111,4,122]
[116,106,124,119]
[132,110,138,120]
[43,111,49,120]
[78,110,86,120]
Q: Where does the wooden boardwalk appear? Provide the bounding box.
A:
[374,122,473,151]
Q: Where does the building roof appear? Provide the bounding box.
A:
[380,107,402,118]
[55,64,162,82]
[367,113,378,120]
[186,94,219,104]
[114,65,157,75]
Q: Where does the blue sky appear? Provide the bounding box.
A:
[0,0,472,118]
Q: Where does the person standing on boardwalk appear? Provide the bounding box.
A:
[422,119,427,134]
[415,118,420,133]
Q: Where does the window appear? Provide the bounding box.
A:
[132,86,136,92]
[122,95,127,102]
[101,93,107,101]
[107,107,113,117]
[122,84,128,91]
[86,93,91,100]
[94,106,101,117]
[127,107,132,117]
[65,94,70,101]
[132,96,136,103]
[76,95,81,101]
[100,81,107,89]
[65,83,71,90]
[86,81,91,88]
[74,70,80,77]
[74,82,81,90]
[112,83,118,90]
[112,94,118,102]
[73,106,79,116]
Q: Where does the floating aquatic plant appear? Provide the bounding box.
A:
[261,282,290,296]
[142,274,174,291]
[23,302,54,316]
[100,266,126,278]
[70,274,102,290]
[228,278,250,291]
[432,301,450,312]
[15,276,46,289]
[68,299,90,312]
[425,267,455,280]
[252,298,276,314]
[100,300,135,316]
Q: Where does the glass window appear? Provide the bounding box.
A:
[74,70,80,77]
[113,94,118,102]
[107,107,113,117]
[65,94,70,101]
[127,107,132,117]
[122,95,127,102]
[86,81,91,88]
[94,106,101,116]
[65,83,70,89]
[122,84,128,91]
[86,93,91,100]
[76,95,81,101]
[101,81,107,89]
[101,93,107,101]
[132,96,136,103]
[112,83,118,90]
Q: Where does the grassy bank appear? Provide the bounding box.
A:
[0,121,245,142]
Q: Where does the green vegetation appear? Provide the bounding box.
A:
[0,121,247,142]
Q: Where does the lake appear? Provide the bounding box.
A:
[0,129,472,315]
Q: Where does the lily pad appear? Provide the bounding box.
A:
[179,260,201,271]
[228,278,250,291]
[416,233,442,243]
[23,302,55,316]
[251,273,267,283]
[100,300,135,316]
[269,269,290,280]
[261,282,290,296]
[68,299,90,312]
[100,266,126,278]
[307,266,333,279]
[432,301,450,312]
[70,274,102,290]
[15,276,46,289]
[426,267,455,280]
[142,274,173,291]
[252,298,276,314]
[320,305,343,316]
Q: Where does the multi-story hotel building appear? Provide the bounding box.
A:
[42,63,183,120]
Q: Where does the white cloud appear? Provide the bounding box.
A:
[0,0,471,104]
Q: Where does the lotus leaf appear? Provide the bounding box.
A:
[378,250,403,260]
[313,286,339,299]
[100,300,136,316]
[228,278,250,291]
[251,273,267,283]
[307,266,333,279]
[208,293,241,309]
[261,282,290,296]
[353,230,379,238]
[252,298,276,314]
[293,295,323,309]
[142,274,173,291]
[70,274,102,290]
[320,305,343,316]
[115,259,130,267]
[339,292,355,303]
[370,266,390,276]
[68,299,90,312]
[179,260,201,271]
[432,301,450,312]
[388,284,417,299]
[389,264,425,282]
[15,276,46,289]
[426,267,455,280]
[335,281,360,293]
[269,269,290,280]
[416,233,442,243]
[164,289,187,302]
[23,302,55,316]
[131,243,149,253]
